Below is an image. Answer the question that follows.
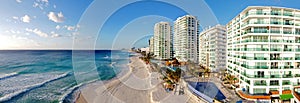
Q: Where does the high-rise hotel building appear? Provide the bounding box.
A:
[153,22,173,60]
[199,25,227,72]
[227,6,300,101]
[149,36,154,54]
[174,15,199,62]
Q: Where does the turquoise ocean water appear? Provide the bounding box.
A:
[0,50,131,103]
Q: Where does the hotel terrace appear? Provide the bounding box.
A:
[227,6,300,102]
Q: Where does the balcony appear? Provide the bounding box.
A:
[270,39,282,43]
[282,81,291,85]
[253,39,268,42]
[270,48,282,51]
[241,56,246,59]
[283,12,294,17]
[244,48,269,51]
[249,12,269,16]
[241,64,246,68]
[254,81,267,86]
[248,65,268,69]
[252,21,268,25]
[270,22,282,25]
[295,74,300,77]
[271,12,281,16]
[284,48,293,51]
[254,75,268,78]
[270,75,281,78]
[271,66,280,69]
[282,57,294,60]
[284,22,294,26]
[283,31,293,34]
[270,82,280,86]
[254,57,268,60]
[283,66,294,69]
[283,40,294,43]
[242,39,269,43]
[282,74,293,78]
[253,30,268,33]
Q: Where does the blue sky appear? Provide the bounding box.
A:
[0,0,299,49]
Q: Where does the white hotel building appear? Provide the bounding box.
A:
[227,6,300,102]
[149,36,154,54]
[174,15,199,62]
[153,22,173,60]
[199,25,227,72]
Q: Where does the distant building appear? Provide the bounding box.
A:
[149,37,154,54]
[140,47,149,54]
[173,15,199,62]
[199,24,227,72]
[153,22,173,60]
[227,6,300,102]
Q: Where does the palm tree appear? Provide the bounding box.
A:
[203,66,211,78]
[172,58,180,66]
[142,52,154,64]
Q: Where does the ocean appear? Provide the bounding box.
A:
[0,50,132,103]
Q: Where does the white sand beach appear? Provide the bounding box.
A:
[75,55,201,103]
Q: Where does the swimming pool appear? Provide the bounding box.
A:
[190,82,226,101]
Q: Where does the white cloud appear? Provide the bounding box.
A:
[0,35,40,49]
[12,16,19,20]
[55,25,60,30]
[47,12,64,23]
[33,0,49,10]
[50,31,60,38]
[16,0,22,3]
[58,12,64,18]
[67,26,75,31]
[53,5,56,9]
[21,15,31,23]
[41,0,48,3]
[33,2,39,7]
[64,25,80,31]
[10,30,16,34]
[26,28,48,38]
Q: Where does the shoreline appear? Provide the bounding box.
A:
[74,54,202,103]
[74,55,135,103]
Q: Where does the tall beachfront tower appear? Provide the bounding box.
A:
[149,36,154,54]
[227,6,300,102]
[153,22,173,60]
[199,24,227,72]
[174,15,199,62]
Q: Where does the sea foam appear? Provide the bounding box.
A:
[0,72,19,80]
[0,73,69,102]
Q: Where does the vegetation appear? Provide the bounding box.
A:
[222,73,239,89]
[139,52,154,64]
[166,68,182,83]
[197,64,211,78]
